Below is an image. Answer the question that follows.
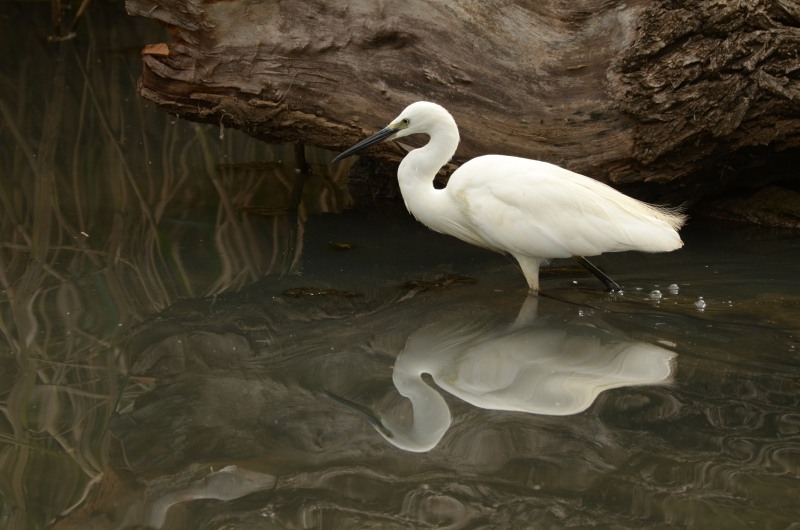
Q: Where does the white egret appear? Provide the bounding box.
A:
[333,102,686,293]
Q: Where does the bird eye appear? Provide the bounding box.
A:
[400,118,410,126]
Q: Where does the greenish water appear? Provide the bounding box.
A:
[1,4,799,530]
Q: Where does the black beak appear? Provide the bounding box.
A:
[332,126,397,163]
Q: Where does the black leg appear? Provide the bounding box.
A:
[574,256,621,292]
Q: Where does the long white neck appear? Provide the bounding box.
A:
[378,370,452,452]
[398,125,459,186]
[396,119,460,228]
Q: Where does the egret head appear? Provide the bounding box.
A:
[332,101,455,163]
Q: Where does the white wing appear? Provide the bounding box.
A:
[447,155,685,259]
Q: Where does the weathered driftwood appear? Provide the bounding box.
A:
[126,0,800,205]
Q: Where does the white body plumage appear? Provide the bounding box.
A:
[334,101,686,292]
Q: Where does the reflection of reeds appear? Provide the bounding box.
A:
[0,5,351,527]
[48,0,92,42]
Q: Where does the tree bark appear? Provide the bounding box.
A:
[126,0,800,205]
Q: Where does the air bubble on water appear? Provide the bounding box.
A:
[668,283,679,294]
[648,290,662,300]
[695,296,706,311]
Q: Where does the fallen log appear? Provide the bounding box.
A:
[126,0,800,207]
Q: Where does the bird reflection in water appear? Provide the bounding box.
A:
[327,296,676,452]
